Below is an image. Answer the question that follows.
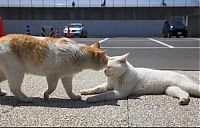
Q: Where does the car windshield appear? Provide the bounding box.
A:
[169,20,184,27]
[69,24,82,28]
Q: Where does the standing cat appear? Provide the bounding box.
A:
[81,53,200,105]
[0,34,108,102]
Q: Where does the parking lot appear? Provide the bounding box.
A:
[75,37,200,70]
[0,37,199,127]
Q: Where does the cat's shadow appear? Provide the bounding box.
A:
[0,96,119,108]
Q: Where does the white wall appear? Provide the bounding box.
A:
[4,20,165,37]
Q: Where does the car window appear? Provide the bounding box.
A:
[169,20,184,27]
[69,24,82,28]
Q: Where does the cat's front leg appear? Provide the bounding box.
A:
[44,75,59,100]
[86,90,127,103]
[0,88,7,96]
[61,76,81,100]
[0,72,7,96]
[80,82,111,95]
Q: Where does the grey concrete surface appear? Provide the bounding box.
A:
[128,71,200,127]
[0,70,199,127]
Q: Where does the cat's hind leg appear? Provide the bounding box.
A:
[80,82,112,95]
[44,75,59,100]
[165,86,190,105]
[61,76,82,100]
[179,79,200,97]
[0,70,7,96]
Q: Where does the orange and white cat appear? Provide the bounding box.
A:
[0,34,108,102]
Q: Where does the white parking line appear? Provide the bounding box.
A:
[191,38,200,41]
[99,38,109,43]
[148,38,174,48]
[102,47,200,49]
[104,40,149,42]
[153,39,196,42]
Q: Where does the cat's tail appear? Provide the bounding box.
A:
[181,82,200,97]
[189,83,200,97]
[175,73,200,97]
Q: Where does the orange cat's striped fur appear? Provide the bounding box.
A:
[0,34,108,102]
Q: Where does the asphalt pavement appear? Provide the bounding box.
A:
[0,37,199,127]
[75,37,200,70]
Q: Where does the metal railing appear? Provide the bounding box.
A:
[0,0,199,7]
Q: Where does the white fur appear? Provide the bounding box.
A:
[81,53,200,105]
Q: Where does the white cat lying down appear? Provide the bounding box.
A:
[81,53,200,105]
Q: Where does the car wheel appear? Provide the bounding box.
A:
[84,32,87,38]
[167,32,171,38]
[163,33,167,38]
[80,31,84,38]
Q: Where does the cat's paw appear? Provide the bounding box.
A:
[44,93,49,100]
[80,90,89,95]
[86,97,98,103]
[0,90,7,96]
[71,95,82,100]
[179,98,190,105]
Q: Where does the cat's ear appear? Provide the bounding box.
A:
[90,42,100,49]
[118,53,129,62]
[106,55,112,60]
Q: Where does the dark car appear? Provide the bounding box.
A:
[162,20,188,38]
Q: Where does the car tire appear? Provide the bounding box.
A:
[84,32,87,38]
[167,32,171,38]
[80,31,84,38]
[163,33,167,38]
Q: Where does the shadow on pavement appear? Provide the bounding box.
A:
[0,96,119,108]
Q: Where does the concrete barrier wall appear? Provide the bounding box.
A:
[188,15,200,37]
[4,20,165,37]
[0,7,199,20]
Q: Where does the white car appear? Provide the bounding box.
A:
[63,23,87,38]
